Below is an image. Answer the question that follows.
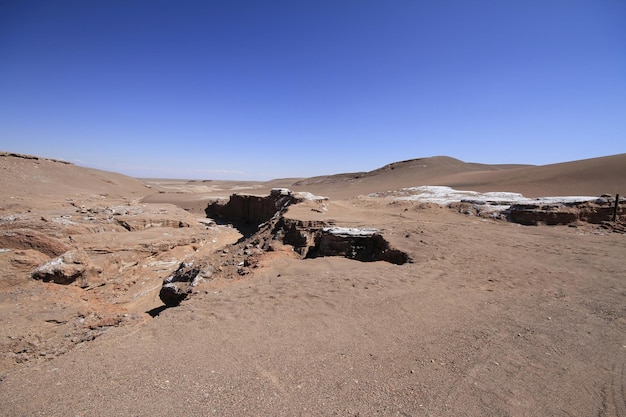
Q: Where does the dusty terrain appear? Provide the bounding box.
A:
[1,151,625,416]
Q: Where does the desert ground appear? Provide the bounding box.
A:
[1,150,625,416]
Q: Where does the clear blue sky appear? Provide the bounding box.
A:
[1,1,625,180]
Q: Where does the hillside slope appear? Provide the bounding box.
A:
[0,151,151,212]
[440,153,626,197]
[290,154,625,199]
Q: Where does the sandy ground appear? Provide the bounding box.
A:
[1,151,625,416]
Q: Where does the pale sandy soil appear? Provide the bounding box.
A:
[1,151,625,416]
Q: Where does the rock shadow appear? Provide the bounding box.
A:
[146,305,168,318]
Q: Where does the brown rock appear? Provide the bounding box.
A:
[507,204,579,225]
[507,199,625,226]
[31,249,97,286]
[0,229,69,257]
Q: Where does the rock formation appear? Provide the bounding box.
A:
[0,228,70,257]
[159,261,213,307]
[184,190,411,286]
[275,220,410,264]
[507,195,625,226]
[206,188,296,225]
[31,249,99,287]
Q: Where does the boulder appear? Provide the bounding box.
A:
[159,262,201,307]
[31,249,96,286]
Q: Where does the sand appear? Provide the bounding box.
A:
[0,151,625,416]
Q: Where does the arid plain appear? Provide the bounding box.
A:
[1,151,625,416]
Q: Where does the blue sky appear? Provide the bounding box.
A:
[1,1,625,180]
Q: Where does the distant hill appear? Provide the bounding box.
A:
[0,151,151,210]
[290,154,625,199]
[439,153,626,197]
[2,150,624,205]
[294,156,531,186]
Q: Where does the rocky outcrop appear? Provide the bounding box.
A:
[272,218,328,255]
[507,196,625,226]
[204,190,410,271]
[205,189,327,228]
[0,151,71,164]
[275,220,410,264]
[31,249,99,287]
[153,191,411,309]
[114,216,191,231]
[577,199,625,223]
[507,204,578,226]
[0,229,70,257]
[206,188,296,225]
[309,227,409,265]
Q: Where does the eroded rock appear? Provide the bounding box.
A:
[310,227,409,264]
[115,216,191,231]
[205,188,327,228]
[0,229,70,257]
[507,197,625,226]
[205,188,296,225]
[156,191,410,309]
[275,221,410,264]
[205,191,411,271]
[159,262,202,307]
[31,249,99,287]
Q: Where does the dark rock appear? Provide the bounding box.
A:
[159,262,201,307]
[205,188,296,226]
[307,227,410,265]
[159,283,188,307]
[272,219,410,264]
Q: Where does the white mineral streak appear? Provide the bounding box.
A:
[370,186,598,211]
[323,227,379,236]
[294,191,328,201]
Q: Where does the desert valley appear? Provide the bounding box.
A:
[0,150,625,416]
